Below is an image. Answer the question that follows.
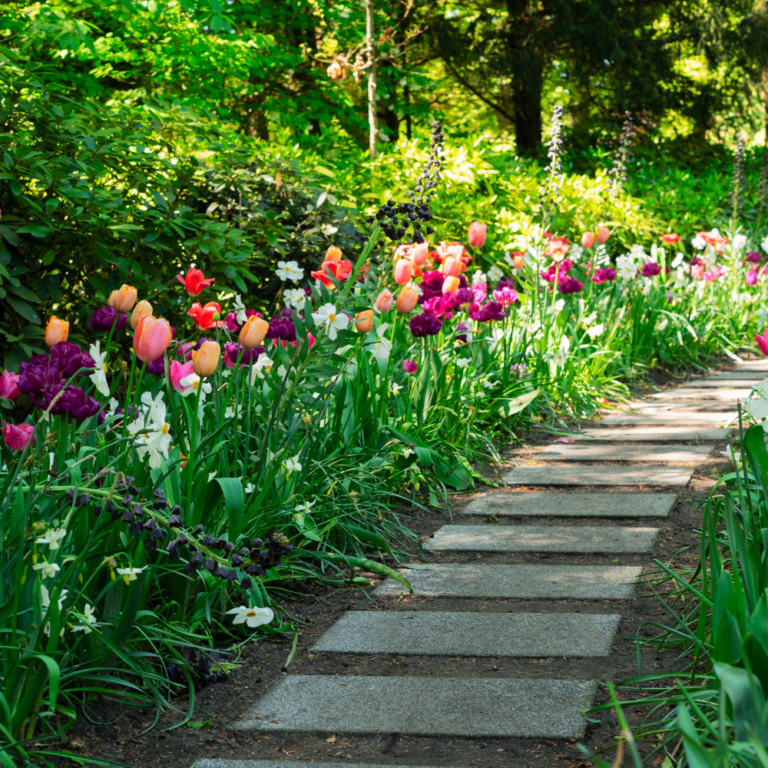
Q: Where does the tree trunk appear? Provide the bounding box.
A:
[764,68,768,148]
[366,0,378,159]
[513,65,542,154]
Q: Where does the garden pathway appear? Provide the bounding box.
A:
[195,360,766,768]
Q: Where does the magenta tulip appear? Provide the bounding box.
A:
[3,421,35,451]
[170,360,194,392]
[756,329,768,357]
[403,360,418,374]
[0,371,19,400]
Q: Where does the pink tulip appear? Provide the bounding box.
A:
[412,242,429,266]
[394,259,414,286]
[375,289,394,312]
[133,316,173,363]
[170,360,195,392]
[746,270,758,286]
[3,421,35,451]
[581,231,595,249]
[403,360,418,374]
[595,226,610,244]
[756,329,768,357]
[441,257,461,278]
[468,221,487,249]
[0,371,19,400]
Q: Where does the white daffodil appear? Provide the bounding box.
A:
[488,327,505,354]
[762,235,768,255]
[282,456,302,475]
[108,397,119,411]
[140,390,167,425]
[455,358,471,368]
[72,604,97,634]
[320,223,338,237]
[179,373,212,400]
[226,605,275,629]
[640,278,653,296]
[36,527,67,551]
[390,382,404,394]
[245,483,254,494]
[293,500,314,525]
[586,324,605,339]
[128,408,172,470]
[732,234,748,253]
[702,249,717,268]
[472,270,487,284]
[616,254,637,281]
[276,260,304,282]
[225,404,239,419]
[40,585,67,611]
[250,355,274,383]
[569,244,584,262]
[312,303,349,340]
[277,364,288,379]
[284,287,306,311]
[232,294,248,325]
[33,561,60,579]
[553,337,570,368]
[671,252,685,269]
[582,312,597,327]
[88,342,111,397]
[656,317,669,332]
[116,566,147,585]
[370,324,392,362]
[487,265,504,283]
[692,233,706,250]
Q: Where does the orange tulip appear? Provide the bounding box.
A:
[581,231,595,249]
[395,286,419,314]
[108,284,138,313]
[596,226,610,244]
[412,242,429,266]
[375,289,394,312]
[325,245,343,263]
[441,256,461,277]
[442,276,460,294]
[191,340,221,377]
[131,300,153,330]
[394,259,413,286]
[45,316,69,347]
[355,310,374,333]
[133,316,172,363]
[239,316,269,349]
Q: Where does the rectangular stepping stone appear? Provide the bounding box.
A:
[699,371,765,381]
[650,388,750,401]
[463,492,676,517]
[234,674,598,738]
[425,525,658,553]
[198,763,441,768]
[374,564,644,599]
[577,426,732,441]
[532,443,711,463]
[312,611,621,657]
[684,378,759,388]
[502,465,692,486]
[625,401,734,413]
[600,411,735,426]
[733,360,768,372]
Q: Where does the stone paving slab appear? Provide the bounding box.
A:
[233,675,598,738]
[374,564,644,599]
[463,492,676,518]
[502,465,693,486]
[650,388,750,401]
[577,426,732,441]
[625,401,735,413]
[732,360,768,372]
[198,763,440,768]
[425,525,658,553]
[312,611,621,657]
[698,371,766,381]
[532,443,711,463]
[682,378,759,388]
[600,411,735,426]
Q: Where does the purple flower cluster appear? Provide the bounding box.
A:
[89,305,128,333]
[557,277,583,295]
[746,251,763,264]
[419,271,468,304]
[224,343,264,368]
[51,386,101,423]
[18,342,95,407]
[224,308,258,333]
[591,267,617,284]
[266,309,297,342]
[641,262,662,278]
[471,300,505,322]
[409,312,443,337]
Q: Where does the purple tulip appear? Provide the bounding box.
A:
[409,312,443,337]
[88,305,127,333]
[18,342,95,409]
[557,277,584,295]
[403,360,418,374]
[641,262,662,278]
[50,385,101,423]
[591,267,617,284]
[472,300,506,323]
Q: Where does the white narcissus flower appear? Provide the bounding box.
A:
[656,317,669,332]
[40,585,67,611]
[732,234,748,252]
[276,260,304,282]
[640,278,653,296]
[616,255,637,281]
[179,373,212,400]
[108,397,119,411]
[762,235,768,255]
[312,303,349,340]
[88,342,111,397]
[117,566,147,585]
[72,604,97,634]
[487,265,504,283]
[250,355,274,384]
[128,408,172,470]
[293,500,314,524]
[33,561,60,579]
[553,337,570,368]
[232,294,248,325]
[370,324,392,362]
[472,270,487,284]
[226,605,275,629]
[282,456,302,475]
[586,324,605,339]
[692,234,706,250]
[488,327,505,354]
[671,253,685,269]
[702,249,717,268]
[284,287,306,311]
[36,527,67,550]
[455,358,471,368]
[245,483,254,493]
[390,382,404,394]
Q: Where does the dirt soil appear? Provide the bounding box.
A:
[55,355,749,768]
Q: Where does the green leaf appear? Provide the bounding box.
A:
[4,295,41,323]
[497,389,539,418]
[217,478,245,540]
[16,224,51,238]
[317,552,412,593]
[7,284,41,303]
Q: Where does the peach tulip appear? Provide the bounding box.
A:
[192,341,220,377]
[45,316,69,347]
[468,221,487,249]
[394,259,414,286]
[442,276,460,294]
[412,242,429,266]
[325,246,342,263]
[133,316,173,363]
[355,310,374,333]
[108,284,138,313]
[441,256,461,278]
[131,300,153,330]
[239,316,269,349]
[375,289,394,312]
[395,286,419,314]
[581,231,595,249]
[595,226,610,244]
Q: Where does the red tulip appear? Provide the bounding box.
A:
[133,317,173,363]
[311,260,352,288]
[468,221,487,249]
[661,233,681,244]
[188,302,222,330]
[2,421,35,451]
[756,329,768,357]
[177,267,215,297]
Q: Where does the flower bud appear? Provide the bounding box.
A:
[468,221,487,249]
[394,259,414,286]
[191,341,221,378]
[45,316,69,347]
[395,286,419,314]
[325,245,343,263]
[108,284,138,313]
[375,289,394,312]
[441,256,461,277]
[239,316,269,349]
[131,300,153,329]
[581,231,595,249]
[355,310,374,333]
[133,316,173,363]
[595,226,610,244]
[442,276,460,294]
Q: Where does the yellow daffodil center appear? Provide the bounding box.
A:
[265,365,272,374]
[192,380,200,389]
[102,363,108,373]
[162,424,169,435]
[328,313,336,322]
[246,610,257,618]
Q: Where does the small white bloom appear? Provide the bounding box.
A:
[88,342,111,397]
[671,252,685,269]
[232,294,248,325]
[40,585,67,611]
[250,355,274,383]
[702,249,717,268]
[245,483,254,494]
[312,303,350,340]
[692,234,706,250]
[320,223,338,237]
[656,317,669,332]
[761,235,768,255]
[284,287,306,311]
[370,324,392,362]
[225,404,238,419]
[640,278,652,295]
[36,528,67,551]
[630,244,646,260]
[72,604,97,634]
[390,382,404,394]
[282,456,302,475]
[116,566,147,584]
[487,266,504,283]
[179,373,212,399]
[616,254,637,281]
[455,358,471,368]
[553,336,570,368]
[488,327,505,354]
[276,260,304,282]
[108,397,119,411]
[34,561,60,579]
[472,270,487,284]
[732,234,748,253]
[294,500,314,524]
[586,324,605,339]
[569,244,584,262]
[582,312,597,327]
[546,298,566,315]
[208,471,217,482]
[226,605,275,629]
[277,364,288,379]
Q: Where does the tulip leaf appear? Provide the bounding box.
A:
[316,552,412,593]
[497,389,539,418]
[217,477,245,541]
